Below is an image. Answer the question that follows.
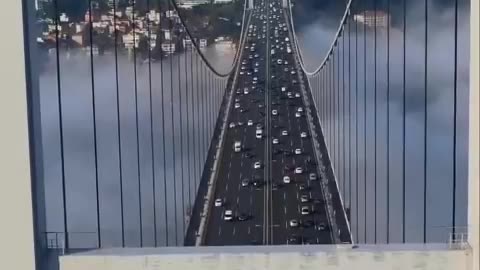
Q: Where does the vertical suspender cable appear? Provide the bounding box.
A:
[333,51,336,173]
[348,16,352,218]
[53,0,69,250]
[386,0,391,243]
[112,0,125,247]
[131,0,143,247]
[451,0,458,238]
[363,4,367,243]
[192,49,198,192]
[402,0,407,243]
[185,39,192,213]
[146,0,158,246]
[160,2,169,246]
[423,0,429,244]
[87,0,102,248]
[167,2,179,245]
[177,29,186,237]
[373,0,378,244]
[355,5,359,242]
[196,52,202,181]
[342,29,346,204]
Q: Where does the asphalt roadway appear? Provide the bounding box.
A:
[204,0,339,246]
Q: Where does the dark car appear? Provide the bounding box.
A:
[318,222,329,231]
[302,220,314,228]
[245,152,254,159]
[237,213,251,221]
[253,180,264,188]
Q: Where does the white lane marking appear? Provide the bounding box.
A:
[237,197,240,205]
[248,226,251,235]
[218,227,222,236]
[285,220,288,229]
[233,226,236,236]
[283,192,286,201]
[284,206,287,214]
[226,183,229,191]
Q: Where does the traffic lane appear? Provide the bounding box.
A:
[207,36,268,244]
[204,45,265,245]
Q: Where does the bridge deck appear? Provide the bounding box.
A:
[189,0,350,246]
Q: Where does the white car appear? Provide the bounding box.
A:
[215,198,223,207]
[277,59,282,65]
[284,60,288,65]
[295,148,302,155]
[297,107,304,112]
[240,71,245,75]
[224,210,233,221]
[283,175,291,184]
[295,112,301,118]
[300,195,309,203]
[295,167,303,174]
[289,219,299,227]
[301,206,310,215]
[229,122,235,129]
[241,179,250,187]
[253,76,258,81]
[295,92,301,98]
[300,132,308,138]
[281,86,287,92]
[290,70,296,75]
[281,130,288,136]
[244,88,249,95]
[235,103,240,109]
[254,161,262,169]
[248,120,254,126]
[272,138,279,144]
[272,109,278,116]
[309,173,317,181]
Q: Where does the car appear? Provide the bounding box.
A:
[240,71,245,75]
[244,88,249,95]
[247,120,254,126]
[224,210,233,221]
[256,129,263,139]
[284,60,289,65]
[240,108,247,113]
[300,132,308,138]
[254,68,259,73]
[297,107,304,113]
[309,173,317,181]
[302,219,314,228]
[245,152,254,159]
[299,184,308,191]
[301,206,310,215]
[283,175,291,184]
[229,122,235,129]
[277,59,282,65]
[295,112,301,118]
[318,222,328,231]
[295,148,302,155]
[272,183,281,190]
[215,198,223,207]
[272,109,278,116]
[237,213,250,221]
[281,86,287,92]
[290,70,296,75]
[256,123,263,130]
[254,161,262,169]
[295,92,301,98]
[295,167,303,174]
[289,219,299,228]
[272,138,279,144]
[235,103,240,109]
[288,235,301,244]
[241,179,250,187]
[252,180,264,188]
[281,130,288,136]
[300,194,310,203]
[253,76,258,81]
[254,53,259,58]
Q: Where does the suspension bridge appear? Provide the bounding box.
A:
[1,0,479,269]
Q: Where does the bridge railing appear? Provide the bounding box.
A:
[29,0,248,253]
[286,0,469,244]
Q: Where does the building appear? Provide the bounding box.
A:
[353,11,391,28]
[183,37,193,50]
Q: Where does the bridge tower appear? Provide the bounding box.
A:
[282,0,288,8]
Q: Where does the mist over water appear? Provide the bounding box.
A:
[40,46,233,247]
[294,0,470,243]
